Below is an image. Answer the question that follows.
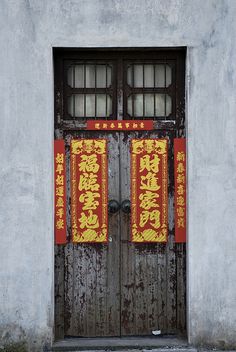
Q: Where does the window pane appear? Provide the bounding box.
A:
[166,94,172,116]
[134,94,143,116]
[134,65,143,87]
[166,65,172,87]
[86,65,95,88]
[127,95,132,115]
[96,94,106,117]
[96,65,106,88]
[144,65,154,87]
[144,94,155,116]
[86,94,95,116]
[127,65,132,86]
[155,94,165,116]
[74,65,84,88]
[96,65,112,88]
[67,65,85,88]
[155,65,165,87]
[68,94,84,117]
[107,95,112,116]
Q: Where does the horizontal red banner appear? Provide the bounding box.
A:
[87,120,153,131]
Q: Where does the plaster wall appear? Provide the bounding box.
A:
[0,0,236,350]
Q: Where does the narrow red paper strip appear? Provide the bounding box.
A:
[131,139,168,243]
[54,140,67,244]
[70,139,108,243]
[87,120,153,131]
[174,138,186,243]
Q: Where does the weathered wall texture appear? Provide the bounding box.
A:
[0,0,236,350]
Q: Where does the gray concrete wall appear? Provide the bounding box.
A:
[0,0,236,350]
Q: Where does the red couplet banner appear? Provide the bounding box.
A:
[70,139,108,243]
[131,139,168,243]
[54,140,67,244]
[174,138,186,243]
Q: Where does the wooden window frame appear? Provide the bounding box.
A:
[54,48,185,131]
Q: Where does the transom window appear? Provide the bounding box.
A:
[54,50,184,124]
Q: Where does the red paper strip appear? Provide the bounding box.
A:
[131,139,168,243]
[54,140,67,244]
[71,139,108,243]
[174,138,186,243]
[87,120,153,131]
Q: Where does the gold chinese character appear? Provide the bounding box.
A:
[110,123,115,129]
[177,217,185,228]
[56,208,64,218]
[95,123,100,129]
[78,173,100,191]
[79,191,100,210]
[177,185,184,195]
[177,151,185,162]
[56,197,64,207]
[56,164,63,174]
[102,123,108,129]
[56,218,64,230]
[140,122,145,128]
[177,207,184,217]
[79,154,99,173]
[133,123,138,129]
[140,155,160,173]
[118,123,122,129]
[177,196,185,206]
[56,175,64,186]
[79,210,99,229]
[140,209,161,229]
[125,123,130,128]
[56,186,64,197]
[139,191,159,210]
[177,174,185,184]
[56,153,64,164]
[177,162,185,173]
[140,172,160,191]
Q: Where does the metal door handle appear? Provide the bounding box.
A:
[108,199,120,214]
[121,200,131,214]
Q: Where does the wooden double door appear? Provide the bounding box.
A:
[54,49,186,338]
[55,130,186,338]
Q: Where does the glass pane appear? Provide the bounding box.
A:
[86,94,95,117]
[134,94,143,116]
[68,95,84,117]
[127,65,132,86]
[67,65,85,88]
[144,94,155,116]
[107,95,112,116]
[96,94,106,117]
[127,95,132,115]
[166,94,172,116]
[144,65,154,87]
[155,65,165,87]
[155,94,165,116]
[74,65,84,88]
[67,66,73,87]
[86,65,95,88]
[166,65,172,87]
[134,65,143,87]
[96,66,106,88]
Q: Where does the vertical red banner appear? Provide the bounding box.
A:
[131,139,168,243]
[70,139,108,243]
[174,138,186,243]
[54,140,67,244]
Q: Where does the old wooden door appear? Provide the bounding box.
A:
[54,50,186,338]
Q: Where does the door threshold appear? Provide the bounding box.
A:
[52,336,191,351]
